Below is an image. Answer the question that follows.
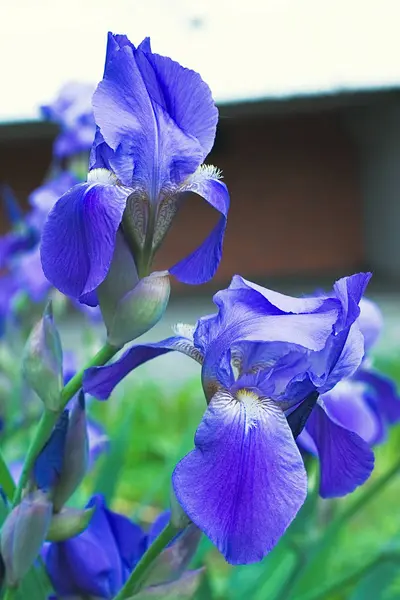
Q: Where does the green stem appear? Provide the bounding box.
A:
[299,554,400,600]
[3,587,16,600]
[0,449,16,501]
[12,342,119,506]
[331,455,400,529]
[287,455,400,598]
[274,543,306,600]
[114,522,179,599]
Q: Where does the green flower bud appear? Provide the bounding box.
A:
[52,393,89,512]
[46,506,95,542]
[22,302,63,412]
[1,491,52,586]
[105,271,171,348]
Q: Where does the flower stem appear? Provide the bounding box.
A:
[0,448,16,501]
[286,455,400,598]
[12,342,119,506]
[113,522,179,599]
[298,553,400,600]
[3,587,16,600]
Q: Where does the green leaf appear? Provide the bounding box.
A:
[93,398,136,503]
[351,559,400,600]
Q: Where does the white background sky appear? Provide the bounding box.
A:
[1,0,400,122]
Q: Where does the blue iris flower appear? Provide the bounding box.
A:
[40,33,230,306]
[83,272,374,564]
[45,496,201,599]
[298,297,400,495]
[41,82,96,158]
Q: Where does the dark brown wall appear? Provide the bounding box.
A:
[0,110,363,287]
[156,110,364,285]
[0,136,53,233]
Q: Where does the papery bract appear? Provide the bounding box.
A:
[1,491,52,586]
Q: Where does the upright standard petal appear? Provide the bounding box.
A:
[40,171,130,303]
[332,272,372,333]
[172,390,307,564]
[358,298,383,352]
[135,44,218,158]
[169,169,230,284]
[305,403,374,498]
[83,336,202,400]
[93,43,204,194]
[195,278,341,356]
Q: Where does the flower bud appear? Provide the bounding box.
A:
[33,411,69,492]
[1,491,52,586]
[22,302,63,412]
[46,506,95,542]
[52,392,89,512]
[106,271,171,348]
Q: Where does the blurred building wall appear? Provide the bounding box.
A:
[346,99,400,280]
[155,109,364,284]
[0,109,363,286]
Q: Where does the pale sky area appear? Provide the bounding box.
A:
[1,0,400,122]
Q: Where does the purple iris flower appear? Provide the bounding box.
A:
[298,297,400,495]
[41,82,96,158]
[0,275,19,336]
[40,32,230,306]
[83,273,374,564]
[45,496,201,599]
[0,185,38,270]
[28,172,80,231]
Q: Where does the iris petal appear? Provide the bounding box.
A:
[170,175,230,284]
[305,403,374,498]
[40,179,130,303]
[358,298,383,352]
[137,48,218,158]
[172,390,307,564]
[318,381,379,445]
[356,369,400,424]
[83,336,201,400]
[104,504,146,578]
[46,495,123,597]
[93,44,204,195]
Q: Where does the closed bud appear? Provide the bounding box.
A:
[22,302,63,412]
[52,392,89,512]
[47,506,95,542]
[1,490,52,586]
[33,410,69,492]
[105,271,171,347]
